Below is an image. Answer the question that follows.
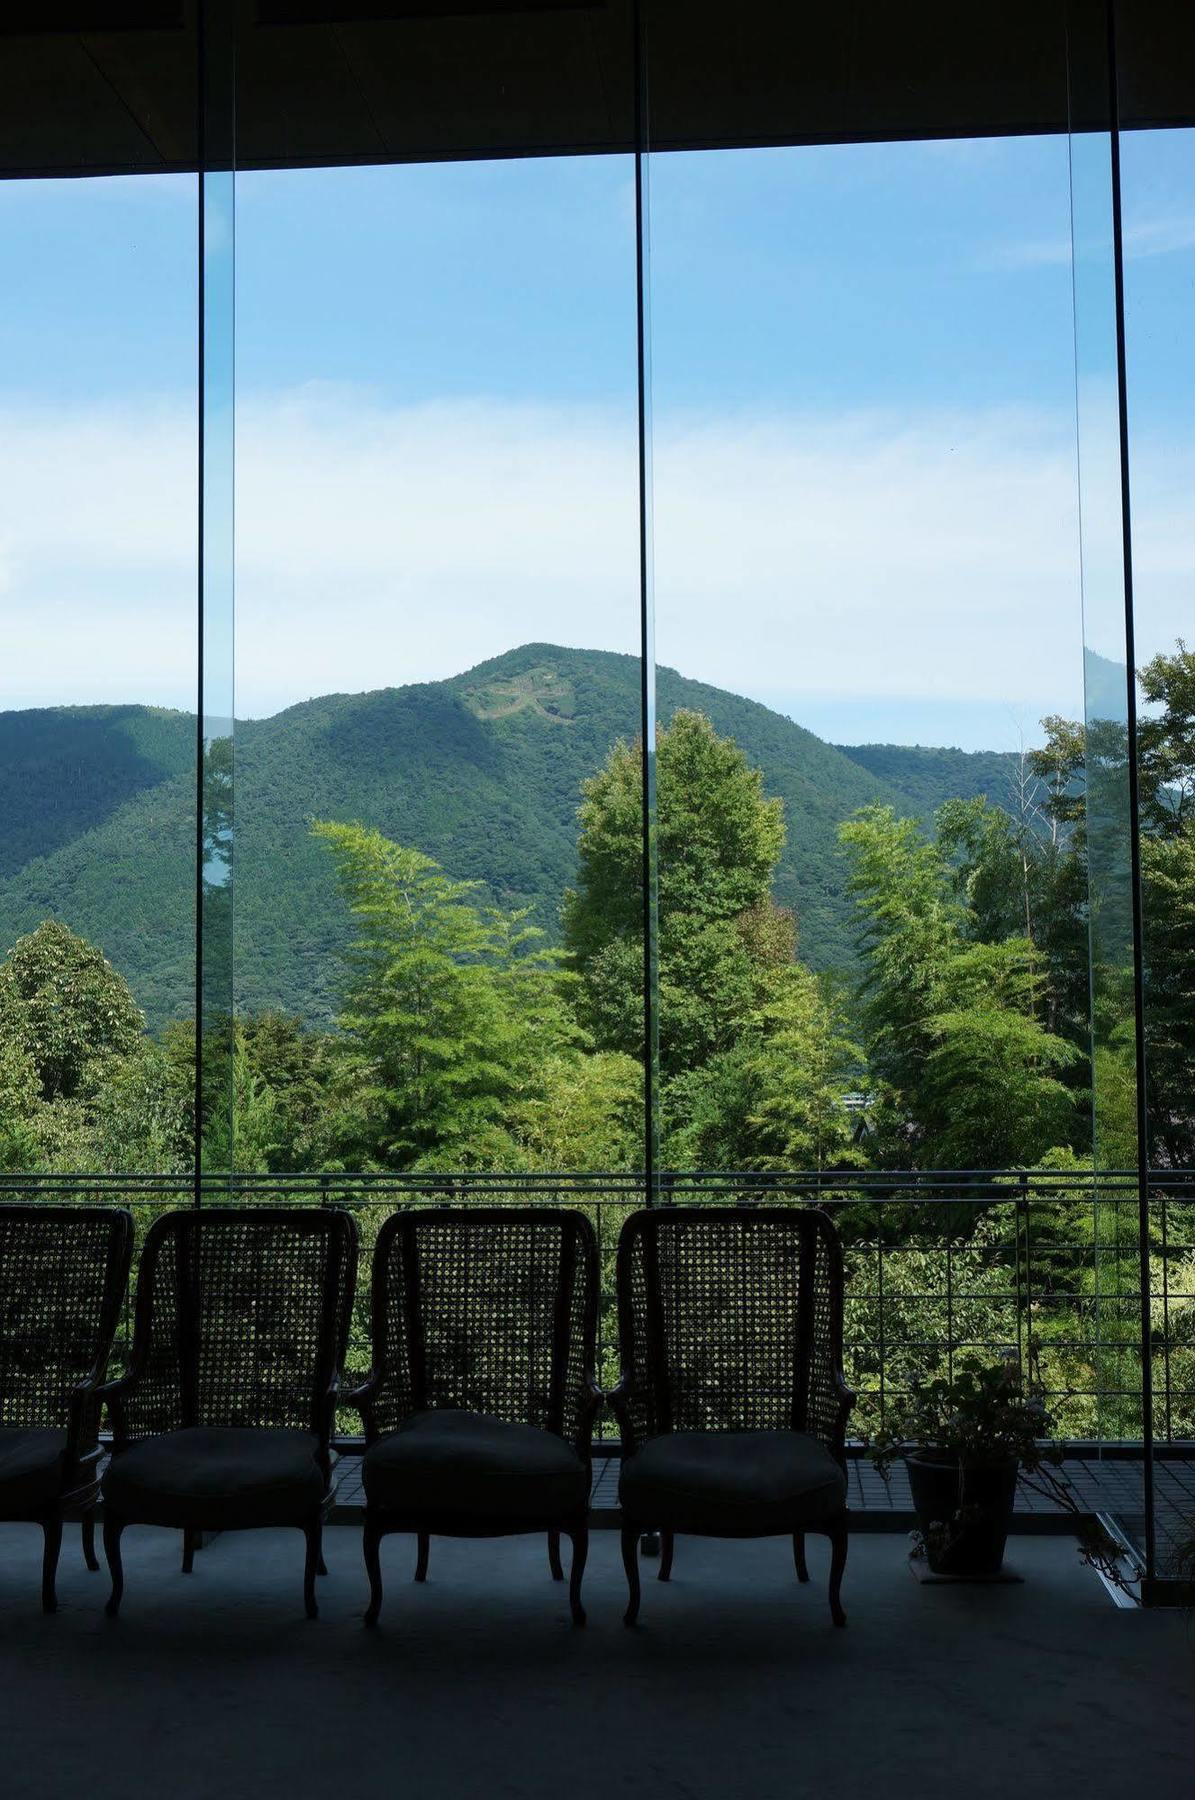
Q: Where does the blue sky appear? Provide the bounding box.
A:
[0,131,1190,749]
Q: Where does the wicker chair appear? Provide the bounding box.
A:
[98,1207,357,1619]
[611,1206,854,1627]
[350,1207,600,1627]
[0,1204,133,1612]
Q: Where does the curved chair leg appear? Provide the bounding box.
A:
[303,1519,322,1620]
[566,1524,588,1627]
[81,1510,100,1572]
[363,1512,384,1627]
[103,1514,126,1618]
[181,1528,195,1574]
[414,1531,430,1583]
[793,1533,810,1583]
[621,1522,642,1627]
[40,1513,63,1614]
[827,1520,848,1628]
[317,1553,329,1577]
[548,1529,564,1582]
[658,1530,674,1582]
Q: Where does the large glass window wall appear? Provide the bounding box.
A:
[0,0,1186,1591]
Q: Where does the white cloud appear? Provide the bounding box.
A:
[650,403,1088,726]
[0,386,1190,742]
[984,209,1195,272]
[0,399,197,710]
[1124,213,1195,259]
[233,388,641,711]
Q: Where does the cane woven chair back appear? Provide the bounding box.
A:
[365,1208,598,1450]
[0,1205,132,1441]
[116,1208,356,1443]
[616,1207,847,1455]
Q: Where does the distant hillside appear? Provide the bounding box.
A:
[833,742,1022,815]
[0,645,1021,1028]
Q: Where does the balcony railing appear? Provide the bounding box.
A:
[4,1167,1192,1448]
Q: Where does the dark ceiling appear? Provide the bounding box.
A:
[0,1,1192,180]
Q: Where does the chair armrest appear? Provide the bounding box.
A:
[340,1368,383,1442]
[572,1376,604,1461]
[94,1354,151,1445]
[342,1367,378,1407]
[63,1355,116,1465]
[605,1372,640,1458]
[314,1361,354,1447]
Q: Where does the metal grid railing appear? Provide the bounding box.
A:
[3,1166,1192,1447]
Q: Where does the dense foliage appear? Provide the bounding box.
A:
[4,642,1194,1183]
[868,1359,1051,1473]
[5,644,1195,1442]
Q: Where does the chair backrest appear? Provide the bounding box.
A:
[367,1208,598,1446]
[120,1208,356,1440]
[616,1206,847,1453]
[0,1205,132,1435]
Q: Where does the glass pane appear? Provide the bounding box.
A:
[646,135,1088,1143]
[1068,49,1146,1467]
[232,157,643,1189]
[199,161,236,1178]
[0,174,198,1182]
[641,18,1139,1471]
[198,10,237,1181]
[1119,52,1195,1580]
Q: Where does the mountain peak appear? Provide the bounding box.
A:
[0,643,1021,1029]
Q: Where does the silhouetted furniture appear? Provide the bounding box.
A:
[99,1207,357,1619]
[351,1207,600,1627]
[611,1206,854,1627]
[0,1204,133,1612]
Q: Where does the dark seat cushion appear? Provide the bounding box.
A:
[102,1427,324,1530]
[620,1430,847,1534]
[0,1427,69,1516]
[363,1410,588,1522]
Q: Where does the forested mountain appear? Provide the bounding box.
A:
[0,644,1020,1026]
[834,742,1026,815]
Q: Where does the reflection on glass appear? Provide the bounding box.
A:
[638,135,660,1185]
[1120,124,1195,1475]
[1068,111,1142,1442]
[199,162,236,1176]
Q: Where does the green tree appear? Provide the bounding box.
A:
[0,1035,40,1172]
[838,806,961,1111]
[839,805,1079,1167]
[0,919,145,1103]
[564,710,786,1077]
[921,941,1079,1168]
[314,820,564,1168]
[1141,830,1195,1163]
[85,1039,192,1173]
[937,792,1089,1047]
[512,1049,643,1172]
[566,711,864,1169]
[665,963,862,1171]
[1138,637,1195,836]
[1029,644,1195,1165]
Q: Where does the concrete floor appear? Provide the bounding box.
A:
[0,1524,1190,1800]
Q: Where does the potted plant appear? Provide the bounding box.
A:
[869,1358,1051,1577]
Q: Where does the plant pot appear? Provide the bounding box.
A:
[905,1451,1019,1576]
